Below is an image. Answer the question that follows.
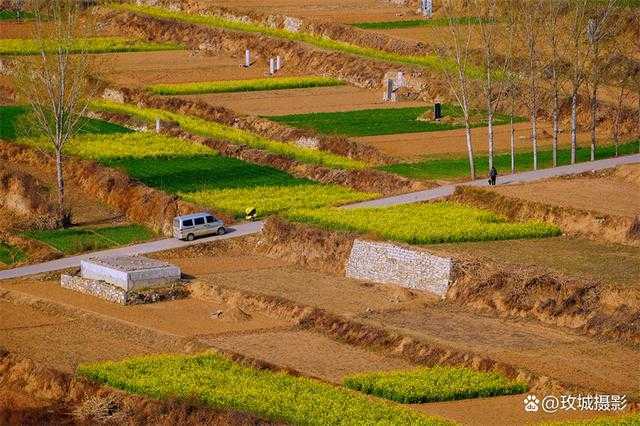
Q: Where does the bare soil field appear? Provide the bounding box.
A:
[356,122,603,161]
[493,170,640,219]
[208,0,417,24]
[429,237,640,288]
[101,50,303,88]
[207,330,413,383]
[179,85,425,117]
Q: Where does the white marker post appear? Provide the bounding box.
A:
[244,49,251,67]
[383,79,396,102]
[155,118,161,133]
[396,71,404,88]
[421,0,433,18]
[276,55,282,71]
[269,57,276,75]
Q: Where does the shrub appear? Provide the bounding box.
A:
[287,201,561,244]
[344,366,528,403]
[0,242,26,265]
[89,100,367,170]
[148,76,344,95]
[78,353,451,425]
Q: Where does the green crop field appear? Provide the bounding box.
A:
[79,353,451,425]
[266,106,521,137]
[0,242,26,265]
[381,141,640,181]
[22,224,154,255]
[0,37,184,55]
[0,10,35,20]
[352,17,489,30]
[148,76,344,95]
[288,202,560,244]
[90,100,366,170]
[0,105,131,140]
[18,133,374,218]
[344,366,527,404]
[110,4,486,78]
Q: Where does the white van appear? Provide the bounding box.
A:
[173,213,225,241]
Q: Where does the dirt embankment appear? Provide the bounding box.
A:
[249,217,640,344]
[93,109,428,196]
[447,259,640,345]
[0,169,58,230]
[114,86,391,165]
[0,141,222,236]
[0,350,272,425]
[138,0,434,56]
[452,186,640,247]
[192,280,572,396]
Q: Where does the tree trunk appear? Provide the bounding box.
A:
[571,89,578,164]
[613,85,625,157]
[552,79,559,167]
[487,109,494,170]
[531,111,538,171]
[590,81,598,161]
[637,88,640,153]
[510,117,515,174]
[465,120,475,180]
[55,148,66,227]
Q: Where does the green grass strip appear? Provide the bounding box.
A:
[352,17,490,30]
[0,10,36,21]
[266,106,525,137]
[22,224,154,255]
[288,201,561,245]
[344,366,527,403]
[0,105,131,140]
[110,4,484,78]
[380,140,640,181]
[0,37,184,55]
[149,76,344,95]
[0,242,26,265]
[79,353,451,425]
[89,100,367,170]
[17,133,374,218]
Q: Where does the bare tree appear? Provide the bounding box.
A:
[475,0,505,172]
[585,0,619,161]
[517,0,545,170]
[543,0,567,167]
[567,0,589,164]
[502,0,519,174]
[10,0,96,226]
[442,0,476,180]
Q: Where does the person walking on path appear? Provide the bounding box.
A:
[489,166,498,186]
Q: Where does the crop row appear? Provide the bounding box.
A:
[287,202,561,244]
[17,133,373,218]
[90,100,367,170]
[0,37,183,55]
[110,4,483,77]
[78,353,451,425]
[148,76,344,95]
[343,366,527,404]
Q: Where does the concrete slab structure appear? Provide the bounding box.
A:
[80,256,181,292]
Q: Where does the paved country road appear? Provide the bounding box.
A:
[0,221,264,280]
[1,153,639,280]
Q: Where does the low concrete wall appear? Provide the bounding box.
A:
[345,239,453,296]
[61,275,127,304]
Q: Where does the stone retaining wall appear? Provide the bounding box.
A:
[345,239,453,296]
[61,275,127,304]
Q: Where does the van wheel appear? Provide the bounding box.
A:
[217,227,226,236]
[186,233,195,241]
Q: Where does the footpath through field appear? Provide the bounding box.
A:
[1,153,638,280]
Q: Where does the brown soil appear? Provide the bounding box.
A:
[413,394,627,426]
[204,0,418,24]
[452,185,638,246]
[356,122,605,161]
[494,171,640,219]
[430,236,640,289]
[0,164,58,229]
[180,85,425,116]
[101,50,304,88]
[206,330,413,383]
